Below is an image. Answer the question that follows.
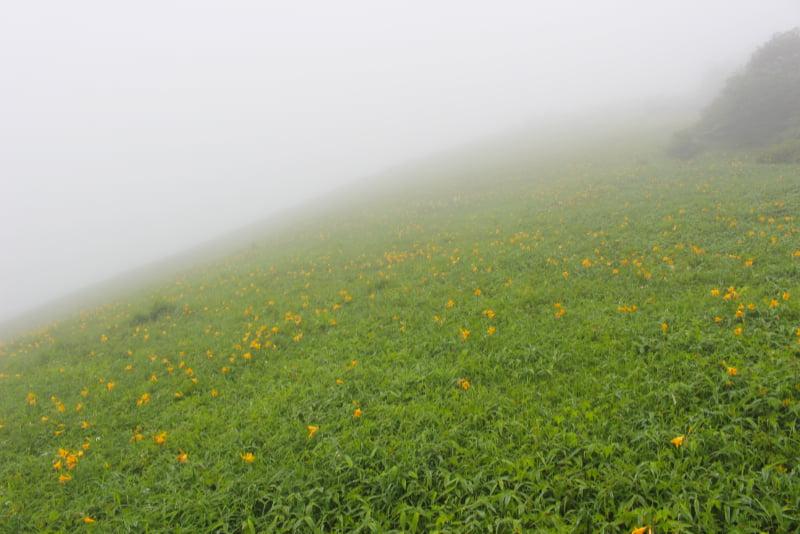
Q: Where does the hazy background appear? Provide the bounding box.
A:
[1,1,798,326]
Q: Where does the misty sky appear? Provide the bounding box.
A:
[1,1,798,324]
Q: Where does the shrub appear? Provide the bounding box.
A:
[756,137,800,164]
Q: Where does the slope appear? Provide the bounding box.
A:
[0,138,799,532]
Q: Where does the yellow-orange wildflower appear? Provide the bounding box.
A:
[670,435,685,448]
[307,426,319,439]
[240,452,255,463]
[353,408,363,418]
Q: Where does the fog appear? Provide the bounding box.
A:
[1,1,798,328]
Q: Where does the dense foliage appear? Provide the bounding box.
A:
[0,153,799,533]
[668,27,800,159]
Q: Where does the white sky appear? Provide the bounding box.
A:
[1,1,798,324]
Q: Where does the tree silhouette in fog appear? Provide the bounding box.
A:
[669,27,800,159]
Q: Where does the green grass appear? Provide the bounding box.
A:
[1,148,799,533]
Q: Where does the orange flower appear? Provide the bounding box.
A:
[176,449,188,463]
[353,408,363,418]
[727,366,739,376]
[83,517,96,523]
[631,527,651,534]
[460,328,470,340]
[240,452,255,463]
[153,432,167,445]
[66,453,79,469]
[670,435,685,448]
[307,426,318,439]
[58,474,72,484]
[661,323,668,333]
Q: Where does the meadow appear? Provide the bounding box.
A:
[0,147,798,533]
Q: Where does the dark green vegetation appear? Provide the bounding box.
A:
[668,27,800,161]
[1,149,799,533]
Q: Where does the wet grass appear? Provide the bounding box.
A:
[0,153,798,533]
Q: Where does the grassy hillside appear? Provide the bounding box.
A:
[1,144,799,532]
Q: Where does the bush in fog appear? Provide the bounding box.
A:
[668,27,800,158]
[756,137,800,164]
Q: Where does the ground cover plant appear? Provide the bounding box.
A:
[0,150,798,533]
